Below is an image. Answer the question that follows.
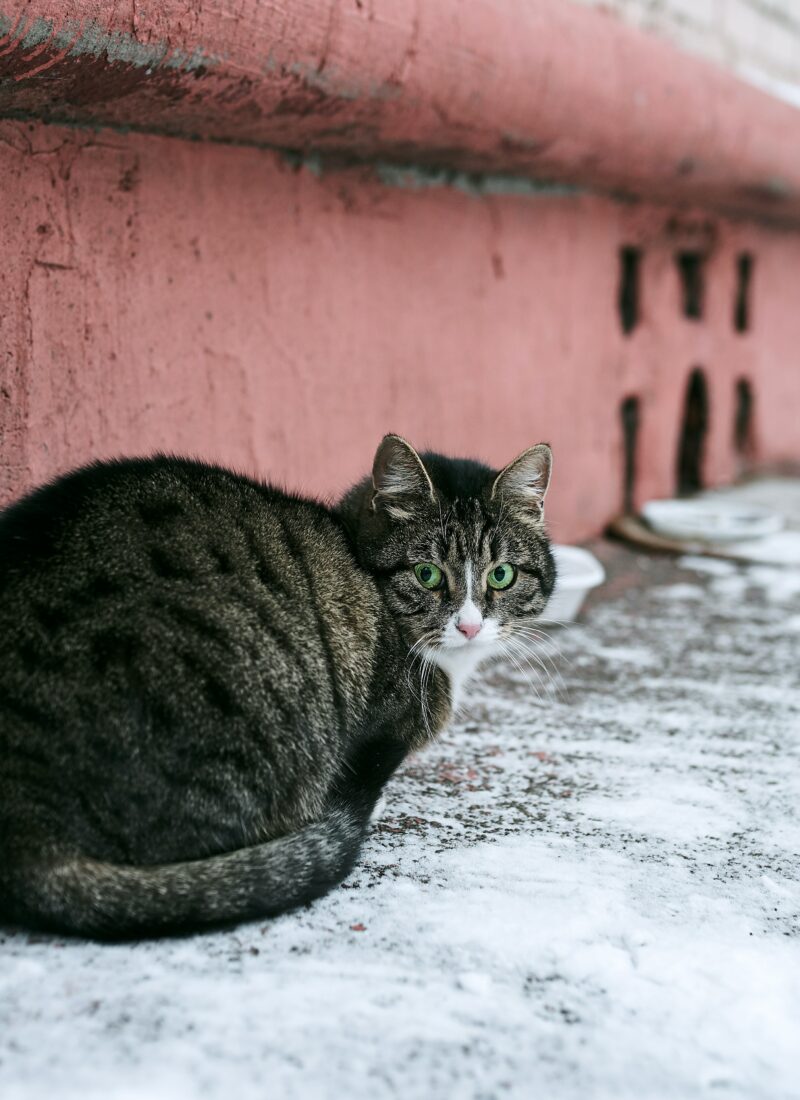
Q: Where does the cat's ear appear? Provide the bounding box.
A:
[372,435,436,521]
[491,443,552,521]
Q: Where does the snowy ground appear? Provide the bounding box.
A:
[2,482,800,1100]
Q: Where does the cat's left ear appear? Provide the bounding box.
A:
[491,443,552,521]
[372,434,436,521]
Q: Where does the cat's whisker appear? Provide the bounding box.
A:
[404,634,439,712]
[508,635,559,679]
[404,631,437,734]
[511,625,572,668]
[495,640,546,705]
[508,631,567,682]
[503,633,552,678]
[418,652,437,738]
[501,622,558,649]
[415,658,435,720]
[533,616,574,630]
[506,629,567,668]
[510,643,568,700]
[501,635,563,701]
[404,636,428,675]
[495,634,546,694]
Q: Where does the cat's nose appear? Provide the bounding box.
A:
[457,620,482,640]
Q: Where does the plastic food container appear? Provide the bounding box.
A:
[641,499,782,543]
[539,545,605,623]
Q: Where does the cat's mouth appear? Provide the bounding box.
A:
[442,632,493,649]
[438,617,502,651]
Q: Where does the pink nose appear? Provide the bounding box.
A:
[457,620,482,640]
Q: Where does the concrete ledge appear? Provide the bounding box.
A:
[2,1,800,224]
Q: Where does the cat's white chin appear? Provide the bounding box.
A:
[426,618,502,712]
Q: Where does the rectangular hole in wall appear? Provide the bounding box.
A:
[676,251,705,320]
[734,253,753,332]
[620,395,640,514]
[677,367,709,495]
[734,377,754,456]
[618,247,641,335]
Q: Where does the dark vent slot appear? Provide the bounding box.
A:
[676,251,705,319]
[734,253,753,332]
[618,247,641,335]
[620,395,640,514]
[734,377,754,456]
[677,367,709,495]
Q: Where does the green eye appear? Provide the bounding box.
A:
[487,563,516,590]
[414,562,444,590]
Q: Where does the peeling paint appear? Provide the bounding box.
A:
[165,46,214,73]
[66,22,219,72]
[0,11,220,74]
[66,22,168,68]
[19,16,53,49]
[278,151,581,196]
[286,59,403,105]
[286,61,363,104]
[376,163,582,198]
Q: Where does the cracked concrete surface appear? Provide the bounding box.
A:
[2,480,799,1099]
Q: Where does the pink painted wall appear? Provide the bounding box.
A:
[2,118,799,541]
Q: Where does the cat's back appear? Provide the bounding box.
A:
[0,456,382,751]
[0,455,370,607]
[0,455,338,590]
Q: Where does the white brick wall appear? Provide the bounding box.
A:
[574,0,800,104]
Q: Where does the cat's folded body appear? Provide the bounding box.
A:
[0,436,554,938]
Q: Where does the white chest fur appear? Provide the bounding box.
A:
[428,644,492,714]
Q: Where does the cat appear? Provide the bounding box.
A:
[0,434,555,939]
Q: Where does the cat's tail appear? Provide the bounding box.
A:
[5,806,365,939]
[5,735,407,940]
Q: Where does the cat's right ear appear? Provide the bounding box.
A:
[372,435,436,521]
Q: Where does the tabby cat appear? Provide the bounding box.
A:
[0,435,554,938]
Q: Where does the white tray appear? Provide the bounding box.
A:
[642,499,783,543]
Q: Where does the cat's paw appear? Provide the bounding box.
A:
[370,793,388,824]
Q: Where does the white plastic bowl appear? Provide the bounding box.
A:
[539,544,605,623]
[641,499,783,543]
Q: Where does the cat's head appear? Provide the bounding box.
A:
[339,435,556,665]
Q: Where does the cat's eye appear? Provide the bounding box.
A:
[414,562,444,590]
[487,563,516,590]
